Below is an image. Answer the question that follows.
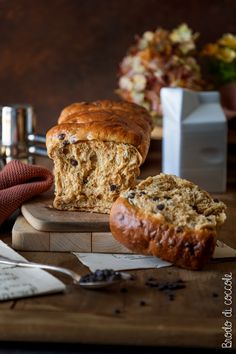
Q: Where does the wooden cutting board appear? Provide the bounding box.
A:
[13,192,131,253]
[12,216,131,253]
[21,192,110,232]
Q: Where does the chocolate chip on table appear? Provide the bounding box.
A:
[212,292,219,298]
[156,203,165,211]
[139,300,146,306]
[147,277,157,282]
[110,184,117,192]
[168,293,175,301]
[145,278,186,302]
[145,279,159,287]
[157,283,168,291]
[145,279,186,292]
[167,282,186,290]
[70,159,78,166]
[58,133,66,140]
[113,309,121,315]
[163,287,176,301]
[176,278,184,283]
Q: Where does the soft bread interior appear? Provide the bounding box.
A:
[51,140,141,213]
[122,174,226,230]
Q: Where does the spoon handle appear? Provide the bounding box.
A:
[0,256,81,283]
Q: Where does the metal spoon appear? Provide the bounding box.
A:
[0,256,132,289]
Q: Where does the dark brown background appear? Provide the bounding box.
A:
[0,0,235,134]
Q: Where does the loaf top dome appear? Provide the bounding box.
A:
[46,100,152,163]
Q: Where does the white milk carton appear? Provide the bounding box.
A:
[161,88,227,192]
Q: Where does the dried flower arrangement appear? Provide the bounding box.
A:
[116,24,204,125]
[201,33,236,87]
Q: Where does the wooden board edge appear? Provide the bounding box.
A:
[50,232,92,252]
[12,216,50,251]
[21,205,52,232]
[21,205,110,233]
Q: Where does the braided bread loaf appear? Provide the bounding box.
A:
[46,100,152,213]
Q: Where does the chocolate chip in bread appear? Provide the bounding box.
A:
[46,100,152,213]
[110,174,227,270]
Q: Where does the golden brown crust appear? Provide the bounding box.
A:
[110,197,216,270]
[58,102,88,123]
[58,100,153,127]
[47,100,152,163]
[60,110,151,138]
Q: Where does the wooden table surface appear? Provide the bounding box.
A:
[0,140,235,350]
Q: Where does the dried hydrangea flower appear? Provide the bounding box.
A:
[117,23,204,125]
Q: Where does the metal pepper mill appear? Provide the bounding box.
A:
[0,105,47,167]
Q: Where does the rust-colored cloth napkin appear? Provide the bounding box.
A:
[0,160,53,225]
